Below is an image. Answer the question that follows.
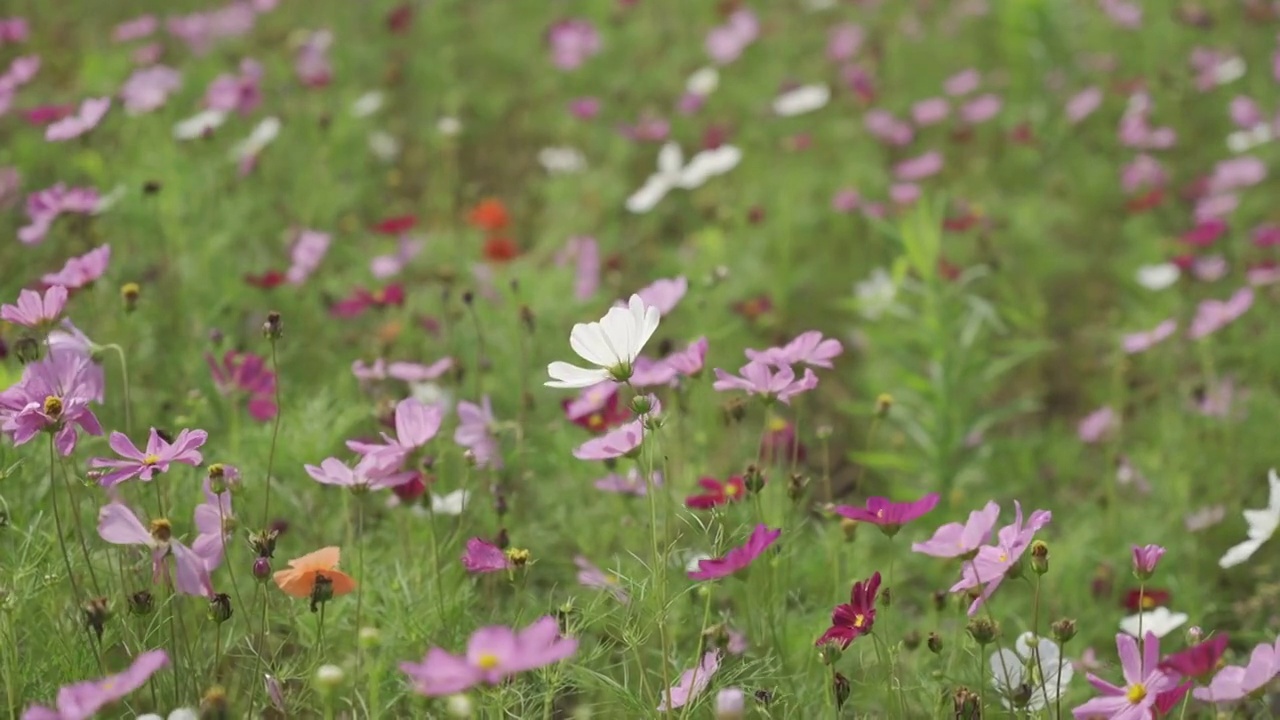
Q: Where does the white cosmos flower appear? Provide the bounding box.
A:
[231,117,281,160]
[1219,468,1280,568]
[626,142,742,213]
[436,116,462,136]
[855,268,898,320]
[351,91,384,118]
[431,489,470,516]
[1135,262,1180,290]
[686,67,719,96]
[173,109,227,140]
[537,146,587,174]
[1213,57,1246,85]
[773,84,831,117]
[368,131,401,162]
[989,633,1074,711]
[676,145,742,189]
[1227,124,1273,154]
[546,294,660,388]
[1119,607,1188,638]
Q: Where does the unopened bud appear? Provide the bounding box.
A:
[721,399,747,425]
[314,664,344,692]
[818,641,843,666]
[743,465,765,493]
[787,472,808,501]
[629,394,652,416]
[129,590,154,616]
[359,626,381,648]
[966,617,1000,646]
[840,517,859,542]
[493,528,509,550]
[505,547,531,567]
[207,593,233,624]
[309,575,334,613]
[903,630,921,651]
[1030,540,1049,575]
[121,282,141,312]
[83,596,110,639]
[927,632,943,654]
[953,687,982,720]
[445,694,474,718]
[13,337,40,364]
[263,310,283,340]
[832,672,850,709]
[252,557,272,582]
[1185,626,1203,645]
[519,305,535,332]
[932,590,949,613]
[1051,618,1077,644]
[875,393,893,418]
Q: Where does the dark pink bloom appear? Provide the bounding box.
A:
[205,58,263,115]
[19,184,100,245]
[455,396,503,469]
[0,18,27,45]
[0,349,103,455]
[1,286,67,329]
[1252,224,1280,248]
[568,96,601,120]
[294,30,332,88]
[460,537,510,574]
[400,617,577,696]
[98,502,212,597]
[949,501,1051,614]
[285,228,329,284]
[685,476,747,509]
[836,493,939,536]
[113,15,158,43]
[42,245,111,289]
[617,114,670,143]
[1131,544,1165,579]
[206,350,277,422]
[22,649,169,720]
[330,284,405,318]
[712,362,818,404]
[45,97,110,141]
[911,500,1000,558]
[546,19,601,71]
[120,65,181,114]
[1121,319,1176,354]
[1160,634,1229,679]
[657,651,720,711]
[688,524,781,581]
[864,109,914,146]
[90,428,208,487]
[816,572,881,648]
[1188,287,1253,340]
[1073,633,1178,718]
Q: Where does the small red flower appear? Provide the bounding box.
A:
[373,215,417,234]
[686,476,747,509]
[468,198,510,232]
[386,3,414,33]
[938,258,963,282]
[943,213,980,233]
[731,294,773,321]
[561,394,630,435]
[1122,587,1171,613]
[392,472,427,503]
[483,236,519,263]
[816,572,881,648]
[330,284,405,318]
[244,270,286,289]
[759,417,806,465]
[22,104,76,126]
[1125,187,1164,214]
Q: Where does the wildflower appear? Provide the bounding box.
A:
[1219,467,1280,569]
[1119,607,1188,638]
[562,383,628,434]
[1077,406,1115,443]
[42,245,111,289]
[629,276,688,316]
[663,337,708,379]
[745,331,843,369]
[705,8,758,64]
[18,184,100,245]
[22,649,169,720]
[816,572,881,648]
[625,142,742,213]
[945,68,981,96]
[230,116,281,174]
[273,546,356,609]
[854,268,899,319]
[573,414,647,461]
[1185,505,1225,532]
[834,493,939,536]
[329,283,404,318]
[455,396,503,469]
[658,651,721,711]
[461,537,509,574]
[894,151,944,182]
[950,501,1052,615]
[45,97,110,141]
[204,58,262,116]
[1160,634,1229,680]
[1,286,67,330]
[120,65,181,115]
[1188,287,1253,340]
[467,198,509,232]
[1192,637,1278,703]
[98,503,212,597]
[1066,86,1103,124]
[285,229,330,284]
[206,350,277,421]
[912,500,1001,558]
[400,616,577,696]
[715,687,745,720]
[864,109,914,145]
[960,93,1002,124]
[594,467,660,495]
[347,397,443,468]
[773,84,830,117]
[113,14,158,42]
[712,361,818,404]
[173,109,227,140]
[574,556,627,603]
[987,632,1074,711]
[1072,632,1177,719]
[1131,544,1165,580]
[546,19,601,71]
[688,524,781,581]
[1135,262,1180,290]
[352,357,454,384]
[686,476,747,509]
[294,29,332,87]
[546,294,660,388]
[1123,588,1170,612]
[0,349,103,455]
[912,97,950,126]
[89,428,207,487]
[629,356,679,388]
[1121,319,1176,354]
[304,455,416,492]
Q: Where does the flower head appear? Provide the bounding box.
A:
[836,493,939,536]
[546,19,601,70]
[304,455,415,492]
[912,501,1000,558]
[658,651,721,711]
[461,538,510,574]
[22,649,169,720]
[685,476,747,509]
[206,350,276,421]
[1071,632,1178,720]
[1160,634,1229,680]
[120,65,181,115]
[594,467,660,496]
[1,286,67,329]
[712,361,817,404]
[1218,468,1280,568]
[400,616,577,696]
[1192,638,1278,703]
[745,331,843,369]
[455,396,503,469]
[89,427,207,487]
[1131,544,1165,580]
[18,184,100,245]
[688,525,780,581]
[347,397,443,468]
[97,503,211,597]
[42,245,111,289]
[0,349,104,455]
[562,383,630,434]
[572,396,660,461]
[816,572,880,648]
[989,633,1075,711]
[45,97,110,141]
[628,276,688,316]
[950,502,1051,615]
[191,476,235,570]
[546,295,660,388]
[574,556,627,603]
[1119,607,1188,638]
[273,547,356,607]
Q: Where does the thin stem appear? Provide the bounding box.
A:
[426,509,446,621]
[637,417,672,707]
[262,340,284,526]
[48,435,101,672]
[678,587,716,720]
[57,458,101,595]
[99,344,132,434]
[354,497,366,682]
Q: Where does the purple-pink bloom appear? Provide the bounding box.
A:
[113,15,158,43]
[688,524,781,581]
[352,357,454,383]
[894,152,944,183]
[400,616,578,696]
[575,556,628,603]
[949,501,1051,614]
[1078,406,1115,443]
[455,396,503,469]
[911,500,1000,558]
[594,467,661,495]
[42,245,111,289]
[835,493,939,536]
[0,349,103,455]
[911,97,950,126]
[826,23,863,62]
[574,417,644,460]
[97,502,212,597]
[0,18,27,45]
[712,362,818,404]
[1100,0,1142,29]
[1066,86,1103,124]
[1230,96,1262,129]
[206,350,277,421]
[629,276,687,316]
[960,93,1002,124]
[890,183,921,205]
[286,228,330,284]
[205,58,263,115]
[1132,544,1165,579]
[304,455,416,491]
[705,9,758,65]
[554,236,599,301]
[546,19,601,70]
[1121,154,1166,194]
[19,184,100,245]
[45,97,110,141]
[1122,319,1176,354]
[629,356,678,388]
[1072,633,1178,719]
[1208,156,1266,195]
[192,476,234,570]
[294,29,332,88]
[1188,287,1253,340]
[665,337,709,378]
[119,65,181,115]
[1192,638,1278,703]
[89,427,207,487]
[944,69,981,96]
[832,188,861,213]
[22,649,169,720]
[617,114,670,143]
[461,537,510,574]
[658,651,721,711]
[347,397,443,467]
[864,109,914,146]
[1,286,67,329]
[568,96,601,120]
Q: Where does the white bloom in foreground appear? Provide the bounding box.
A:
[231,117,281,160]
[676,145,742,189]
[855,268,898,320]
[173,109,227,140]
[546,294,660,388]
[538,146,587,174]
[1219,468,1280,568]
[772,83,831,117]
[626,142,742,213]
[436,116,461,136]
[1119,606,1188,638]
[989,633,1073,711]
[1135,262,1180,291]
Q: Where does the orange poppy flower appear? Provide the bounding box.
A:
[273,546,357,600]
[467,198,510,232]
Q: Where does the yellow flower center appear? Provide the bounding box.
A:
[605,574,620,585]
[998,552,1008,563]
[1126,683,1147,703]
[143,454,160,466]
[853,614,866,628]
[767,417,788,432]
[725,484,740,497]
[587,413,603,429]
[1141,596,1155,609]
[876,509,885,518]
[149,518,172,543]
[477,653,500,670]
[43,395,63,417]
[371,289,387,304]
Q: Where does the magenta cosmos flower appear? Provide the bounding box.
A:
[816,571,881,649]
[18,184,100,246]
[950,501,1051,615]
[1159,634,1229,681]
[22,648,169,720]
[455,396,503,469]
[1193,637,1279,703]
[41,244,111,289]
[0,349,103,455]
[1072,632,1179,719]
[1131,544,1165,579]
[575,556,628,603]
[97,503,211,597]
[745,330,843,369]
[89,427,207,487]
[305,455,415,491]
[664,337,708,377]
[658,651,721,711]
[347,397,443,468]
[204,58,262,115]
[836,493,939,537]
[400,616,578,696]
[712,361,818,404]
[461,537,511,574]
[546,18,601,71]
[688,524,781,581]
[206,350,277,421]
[1,285,67,329]
[912,500,1000,558]
[45,97,110,141]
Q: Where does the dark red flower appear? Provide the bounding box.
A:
[1181,218,1228,247]
[1153,682,1193,717]
[373,215,417,234]
[732,293,773,321]
[330,284,406,318]
[816,572,881,648]
[938,258,963,281]
[386,3,414,33]
[1125,187,1164,214]
[685,476,747,509]
[944,213,980,233]
[244,270,286,289]
[1009,121,1035,145]
[1159,634,1229,679]
[562,393,629,434]
[483,236,519,263]
[22,104,76,126]
[1123,587,1171,612]
[702,124,733,150]
[1170,254,1196,271]
[392,472,427,503]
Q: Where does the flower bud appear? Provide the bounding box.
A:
[250,558,271,583]
[875,393,893,417]
[82,596,110,639]
[129,590,155,616]
[493,528,509,550]
[1051,618,1077,644]
[13,336,40,364]
[786,472,808,501]
[832,672,851,709]
[903,630,921,651]
[1185,626,1203,645]
[818,641,843,666]
[721,398,747,425]
[309,575,334,613]
[359,626,381,648]
[445,694,474,718]
[314,664,344,692]
[1030,540,1049,575]
[966,617,1000,646]
[715,688,745,720]
[207,593,233,624]
[932,590,949,613]
[263,310,283,340]
[505,547,531,568]
[121,282,141,312]
[815,424,833,440]
[953,687,982,720]
[927,632,943,654]
[247,529,279,559]
[629,394,652,416]
[743,464,765,494]
[840,517,859,542]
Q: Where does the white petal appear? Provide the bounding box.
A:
[569,322,615,367]
[1136,263,1180,290]
[1119,608,1187,638]
[989,648,1024,692]
[1219,537,1264,568]
[597,306,635,362]
[546,362,610,389]
[1268,468,1280,510]
[772,84,831,117]
[657,142,684,176]
[677,154,716,189]
[431,489,470,515]
[351,91,384,118]
[173,110,227,140]
[686,67,719,95]
[626,175,672,214]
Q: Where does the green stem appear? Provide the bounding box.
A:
[354,497,366,683]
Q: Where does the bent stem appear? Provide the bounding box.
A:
[47,435,100,671]
[99,343,133,434]
[678,587,716,720]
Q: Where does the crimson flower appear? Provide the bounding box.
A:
[373,215,417,234]
[687,525,780,581]
[330,284,405,318]
[1159,634,1230,680]
[244,269,286,289]
[1122,587,1171,613]
[685,476,746,509]
[816,572,881,648]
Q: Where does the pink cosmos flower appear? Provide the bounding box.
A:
[347,397,443,467]
[658,651,721,711]
[1,286,67,329]
[665,337,709,377]
[42,245,111,289]
[688,524,781,581]
[304,455,416,491]
[1072,633,1178,719]
[1118,101,1176,150]
[1078,406,1115,443]
[594,467,661,495]
[1253,224,1280,248]
[629,356,678,388]
[455,396,503,469]
[629,276,687,316]
[574,417,644,461]
[98,502,212,597]
[0,18,27,45]
[1159,634,1229,680]
[1192,638,1277,703]
[705,9,758,65]
[0,54,38,94]
[1121,155,1166,194]
[205,58,263,116]
[0,349,103,455]
[949,501,1051,614]
[890,183,921,205]
[960,93,1002,124]
[1121,319,1176,354]
[864,109,914,146]
[1188,287,1253,340]
[1194,194,1237,222]
[575,556,628,602]
[912,500,1001,558]
[894,152,945,183]
[826,24,863,62]
[911,97,950,126]
[1131,544,1165,579]
[120,65,181,115]
[19,184,100,245]
[832,188,861,213]
[547,19,601,71]
[206,350,277,421]
[568,96,601,120]
[1066,86,1103,124]
[1100,0,1142,29]
[89,428,207,487]
[370,236,424,279]
[400,616,578,696]
[1181,219,1227,249]
[944,69,980,96]
[22,649,169,720]
[45,97,110,141]
[192,476,234,570]
[294,30,332,88]
[836,493,939,536]
[113,15,158,43]
[1230,96,1262,129]
[352,357,454,383]
[461,537,510,574]
[1208,157,1266,195]
[712,362,818,404]
[132,42,163,66]
[554,236,599,301]
[285,228,330,284]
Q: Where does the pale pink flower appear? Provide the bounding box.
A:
[944,69,980,96]
[894,151,943,181]
[45,97,110,141]
[1078,406,1115,443]
[1188,288,1253,340]
[113,15,158,43]
[1066,86,1103,124]
[911,97,950,126]
[959,93,1002,124]
[658,651,721,711]
[1121,319,1176,354]
[42,245,111,289]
